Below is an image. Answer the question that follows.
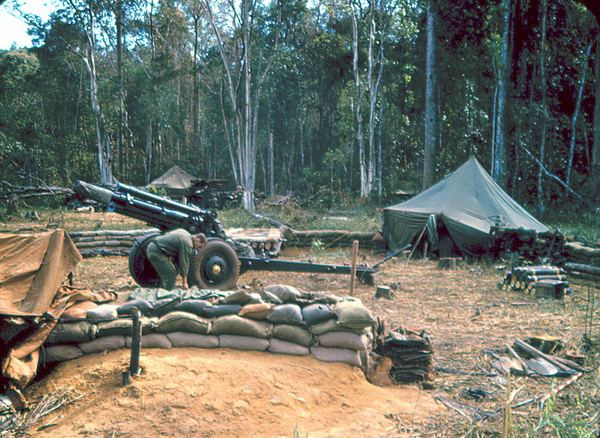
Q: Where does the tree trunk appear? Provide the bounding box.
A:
[81,3,112,185]
[193,13,200,159]
[494,0,511,188]
[423,0,437,190]
[242,0,255,211]
[537,0,548,218]
[269,133,274,197]
[116,0,124,178]
[377,95,383,204]
[593,32,600,175]
[352,12,367,198]
[493,0,511,189]
[146,122,152,184]
[566,41,593,186]
[367,0,385,201]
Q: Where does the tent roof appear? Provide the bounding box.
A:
[149,166,196,190]
[383,157,548,254]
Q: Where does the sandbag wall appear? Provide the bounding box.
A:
[562,238,600,266]
[42,285,375,369]
[68,229,159,258]
[285,230,386,251]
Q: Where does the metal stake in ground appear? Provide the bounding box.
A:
[130,307,142,376]
[350,240,359,296]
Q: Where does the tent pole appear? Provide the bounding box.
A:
[405,225,428,267]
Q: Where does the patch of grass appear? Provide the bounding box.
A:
[518,394,600,438]
[219,204,382,232]
[292,425,308,438]
[547,219,600,245]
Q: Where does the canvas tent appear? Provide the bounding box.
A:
[0,231,114,393]
[149,165,196,198]
[383,157,548,257]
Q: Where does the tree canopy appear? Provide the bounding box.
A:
[0,0,598,217]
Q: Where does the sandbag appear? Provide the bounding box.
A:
[266,304,303,326]
[86,304,119,323]
[46,321,97,345]
[215,290,262,306]
[96,317,157,337]
[203,305,244,319]
[268,338,309,356]
[151,297,183,317]
[154,311,211,335]
[310,346,362,367]
[218,335,269,351]
[210,315,272,338]
[117,299,154,316]
[263,284,304,303]
[258,289,283,305]
[44,345,84,362]
[61,301,98,320]
[238,303,273,320]
[318,332,368,351]
[125,334,172,349]
[302,303,336,326]
[309,319,364,336]
[166,332,219,348]
[174,300,213,316]
[271,324,314,347]
[333,300,376,329]
[79,335,126,354]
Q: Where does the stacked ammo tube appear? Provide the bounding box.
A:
[499,265,568,298]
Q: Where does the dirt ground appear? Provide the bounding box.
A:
[4,214,600,437]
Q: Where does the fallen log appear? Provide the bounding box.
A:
[564,262,600,276]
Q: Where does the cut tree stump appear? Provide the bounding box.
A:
[375,285,394,299]
[438,257,460,270]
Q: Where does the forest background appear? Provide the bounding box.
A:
[1,0,600,220]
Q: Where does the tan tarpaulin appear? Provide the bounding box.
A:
[0,230,115,390]
[149,165,196,190]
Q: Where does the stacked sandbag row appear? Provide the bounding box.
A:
[42,285,375,368]
[562,239,600,266]
[285,230,386,251]
[68,229,160,258]
[498,265,569,299]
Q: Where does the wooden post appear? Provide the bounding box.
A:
[405,225,427,267]
[349,240,359,296]
[130,307,142,377]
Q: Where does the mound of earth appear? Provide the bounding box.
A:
[26,348,441,438]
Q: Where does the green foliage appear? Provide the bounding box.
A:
[0,0,597,213]
[546,214,600,244]
[292,425,308,438]
[522,395,599,438]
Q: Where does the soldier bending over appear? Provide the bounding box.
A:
[146,229,207,290]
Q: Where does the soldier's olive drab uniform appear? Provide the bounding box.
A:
[146,229,194,290]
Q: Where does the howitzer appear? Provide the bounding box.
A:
[74,181,379,289]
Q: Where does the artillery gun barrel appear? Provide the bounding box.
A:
[115,183,211,217]
[107,192,211,234]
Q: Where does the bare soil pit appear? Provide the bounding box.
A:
[29,349,439,438]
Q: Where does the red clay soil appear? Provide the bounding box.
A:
[27,348,441,438]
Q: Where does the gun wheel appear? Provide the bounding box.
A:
[128,232,162,287]
[189,240,239,290]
